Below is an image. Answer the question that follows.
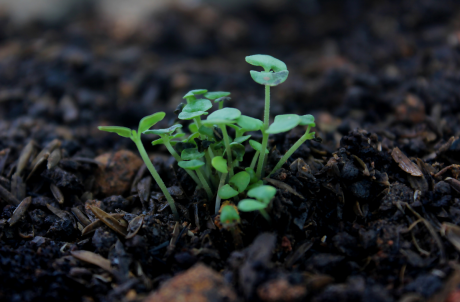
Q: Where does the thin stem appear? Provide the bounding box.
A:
[256,131,268,179]
[134,138,179,221]
[259,209,271,222]
[256,85,271,179]
[264,85,270,128]
[163,137,201,187]
[268,126,312,177]
[250,150,260,170]
[215,172,228,214]
[220,125,234,178]
[195,168,213,200]
[219,101,224,109]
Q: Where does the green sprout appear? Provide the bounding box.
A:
[99,112,180,221]
[246,54,289,179]
[238,185,277,221]
[220,204,241,227]
[98,54,316,222]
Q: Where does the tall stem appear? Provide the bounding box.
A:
[250,150,260,170]
[256,131,268,179]
[134,138,179,221]
[215,172,228,214]
[257,85,271,179]
[195,169,213,200]
[220,125,234,178]
[268,126,312,177]
[264,85,270,128]
[163,138,201,187]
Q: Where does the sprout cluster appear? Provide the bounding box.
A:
[99,54,316,222]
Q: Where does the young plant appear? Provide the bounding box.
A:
[237,185,277,221]
[246,54,289,179]
[98,112,180,221]
[219,203,242,247]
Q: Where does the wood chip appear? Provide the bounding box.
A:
[30,139,61,168]
[50,183,64,204]
[47,148,61,170]
[89,206,128,236]
[0,184,20,206]
[265,178,304,198]
[71,250,113,273]
[71,207,91,226]
[126,215,144,239]
[8,196,32,226]
[15,140,35,176]
[445,178,460,194]
[391,147,423,176]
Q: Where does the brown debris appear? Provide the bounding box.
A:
[258,279,307,302]
[391,147,423,176]
[71,250,113,273]
[93,150,143,196]
[0,183,21,206]
[144,264,238,302]
[125,215,143,239]
[89,205,128,236]
[395,94,426,124]
[8,196,32,226]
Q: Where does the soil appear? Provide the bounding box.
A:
[1,0,460,301]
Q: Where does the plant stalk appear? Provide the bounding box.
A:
[250,150,260,170]
[268,126,312,176]
[220,125,234,178]
[134,138,179,221]
[195,168,213,200]
[215,172,228,214]
[256,85,271,179]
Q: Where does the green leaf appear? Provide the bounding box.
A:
[236,115,264,131]
[187,132,200,144]
[198,126,215,139]
[152,138,164,146]
[248,185,277,203]
[201,119,237,126]
[245,54,287,72]
[98,126,132,138]
[249,70,289,87]
[143,124,182,136]
[218,184,239,199]
[247,180,263,191]
[204,91,230,100]
[183,99,213,113]
[188,123,198,133]
[183,89,208,99]
[178,111,208,120]
[266,114,301,134]
[229,171,250,193]
[212,156,228,173]
[181,148,205,160]
[299,114,316,127]
[138,112,166,134]
[207,108,241,121]
[220,205,240,225]
[177,160,205,170]
[228,143,245,161]
[305,132,315,140]
[238,199,267,212]
[233,135,251,144]
[245,167,258,184]
[249,140,269,154]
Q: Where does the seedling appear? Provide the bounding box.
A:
[246,54,289,179]
[98,54,316,219]
[238,185,277,221]
[219,202,243,247]
[99,112,180,221]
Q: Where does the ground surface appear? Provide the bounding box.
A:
[1,0,460,301]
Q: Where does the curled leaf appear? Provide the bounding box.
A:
[178,160,205,170]
[212,156,228,173]
[245,54,287,72]
[236,115,264,131]
[229,171,250,193]
[249,140,269,154]
[249,70,289,86]
[143,124,182,136]
[218,184,239,199]
[183,89,208,99]
[204,91,230,100]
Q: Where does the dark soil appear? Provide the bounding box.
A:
[2,0,460,301]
